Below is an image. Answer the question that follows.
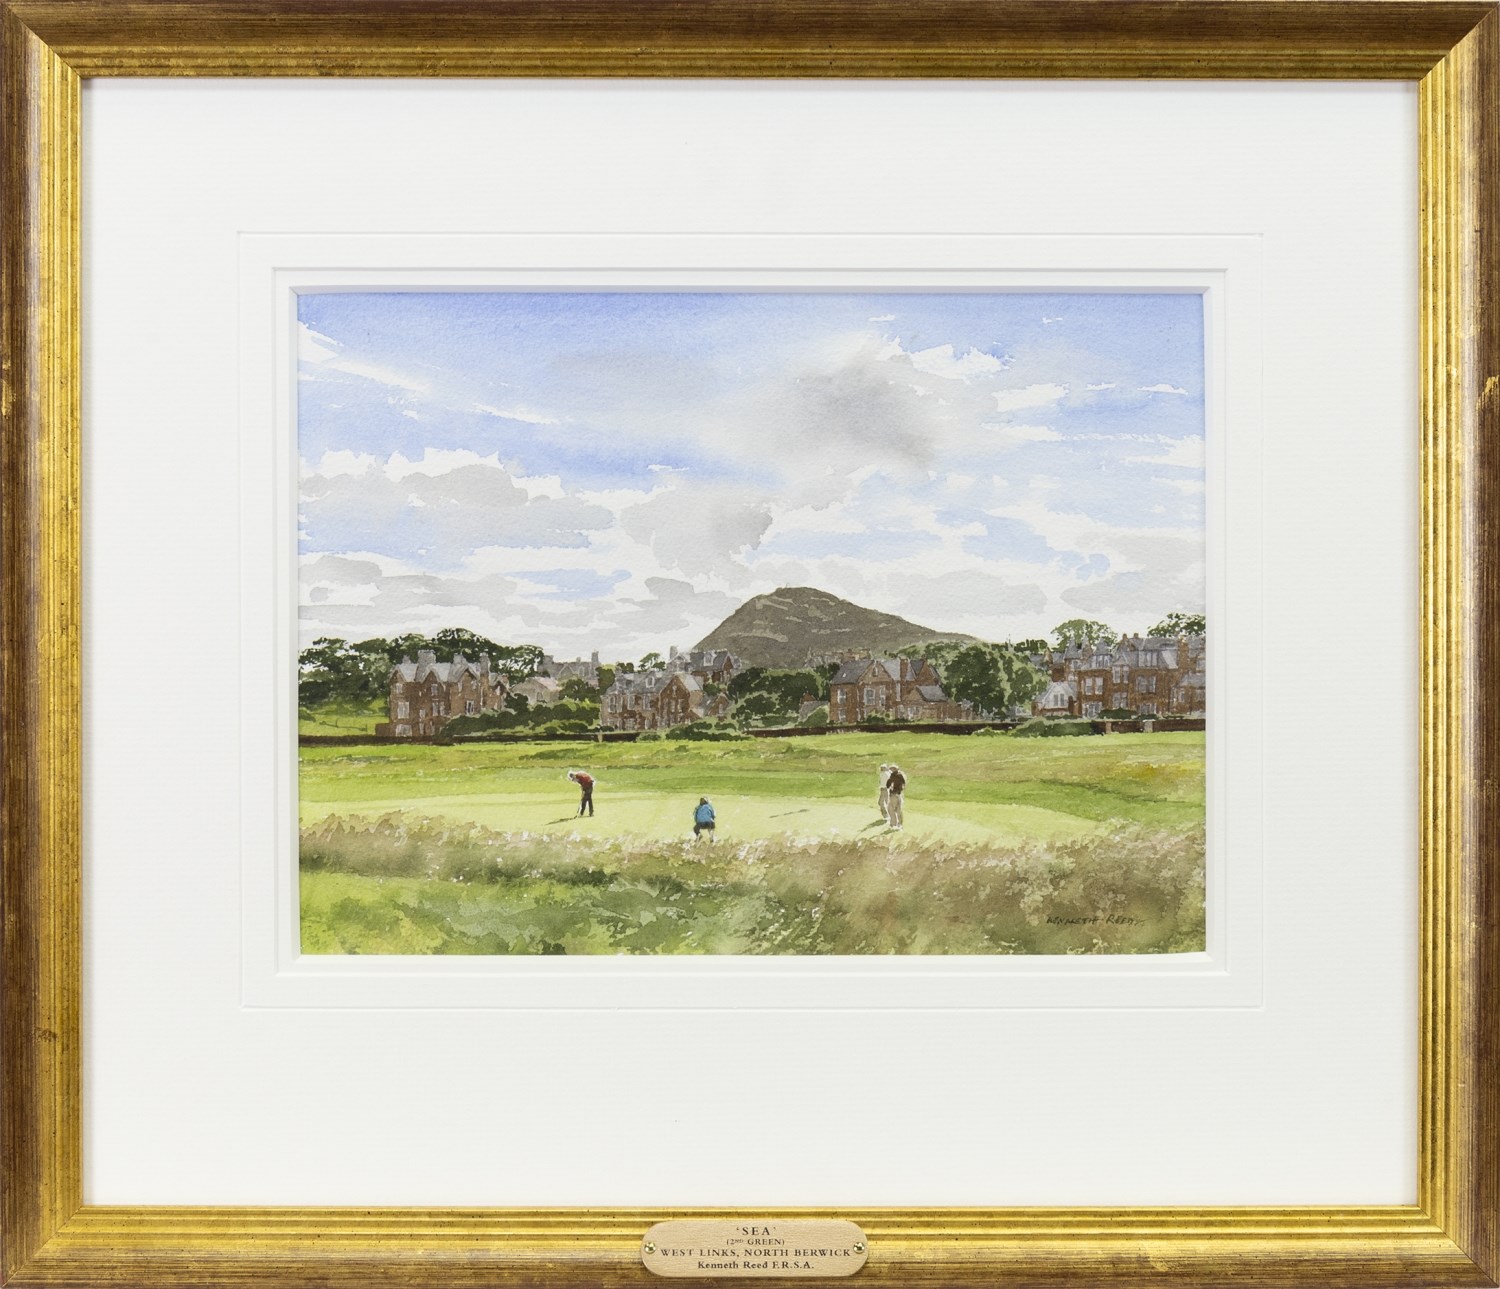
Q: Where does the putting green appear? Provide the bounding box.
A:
[297,787,1101,847]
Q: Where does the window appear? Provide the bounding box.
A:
[1136,674,1157,693]
[465,701,476,714]
[864,686,876,702]
[396,702,409,718]
[1140,703,1157,716]
[1112,665,1128,683]
[1084,702,1102,717]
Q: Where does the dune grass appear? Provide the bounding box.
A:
[300,814,1205,956]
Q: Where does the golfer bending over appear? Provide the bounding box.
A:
[693,797,716,840]
[567,769,595,817]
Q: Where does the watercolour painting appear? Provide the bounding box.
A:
[296,291,1207,956]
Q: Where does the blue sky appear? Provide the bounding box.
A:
[298,291,1205,656]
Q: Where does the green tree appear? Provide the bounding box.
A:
[727,667,768,701]
[1148,612,1206,638]
[299,632,547,709]
[897,639,968,677]
[725,668,825,725]
[388,630,541,681]
[639,651,665,671]
[1051,619,1117,649]
[559,676,596,701]
[944,643,1048,717]
[297,637,391,706]
[1013,638,1048,655]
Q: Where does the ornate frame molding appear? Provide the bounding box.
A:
[3,4,1495,1283]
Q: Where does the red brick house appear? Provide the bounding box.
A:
[375,650,508,739]
[601,667,728,730]
[656,672,729,727]
[1031,634,1206,718]
[827,657,971,725]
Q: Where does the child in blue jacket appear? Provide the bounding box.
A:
[693,797,716,840]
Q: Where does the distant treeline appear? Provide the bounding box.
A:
[297,630,544,707]
[298,613,1206,723]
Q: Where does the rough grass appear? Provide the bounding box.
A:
[299,813,1205,956]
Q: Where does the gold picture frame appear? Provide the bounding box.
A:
[2,2,1495,1284]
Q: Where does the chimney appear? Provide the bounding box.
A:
[479,651,490,674]
[591,650,600,666]
[417,649,436,666]
[669,645,679,660]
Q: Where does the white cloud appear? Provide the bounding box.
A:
[868,313,896,322]
[298,324,340,363]
[1138,382,1189,395]
[299,453,614,564]
[1154,476,1206,495]
[1128,437,1204,470]
[304,449,379,478]
[297,320,429,393]
[983,422,1062,449]
[1085,382,1117,391]
[907,343,1007,381]
[474,402,558,426]
[992,383,1068,412]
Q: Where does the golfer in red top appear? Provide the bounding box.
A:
[567,769,595,817]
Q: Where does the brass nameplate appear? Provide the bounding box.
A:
[641,1220,867,1278]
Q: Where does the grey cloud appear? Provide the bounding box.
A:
[1108,532,1202,574]
[300,463,613,562]
[1060,532,1203,616]
[551,338,1004,497]
[620,486,774,577]
[1062,568,1204,616]
[610,576,741,638]
[507,602,611,631]
[886,570,1048,623]
[298,570,522,627]
[365,572,521,614]
[300,554,383,586]
[751,351,943,470]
